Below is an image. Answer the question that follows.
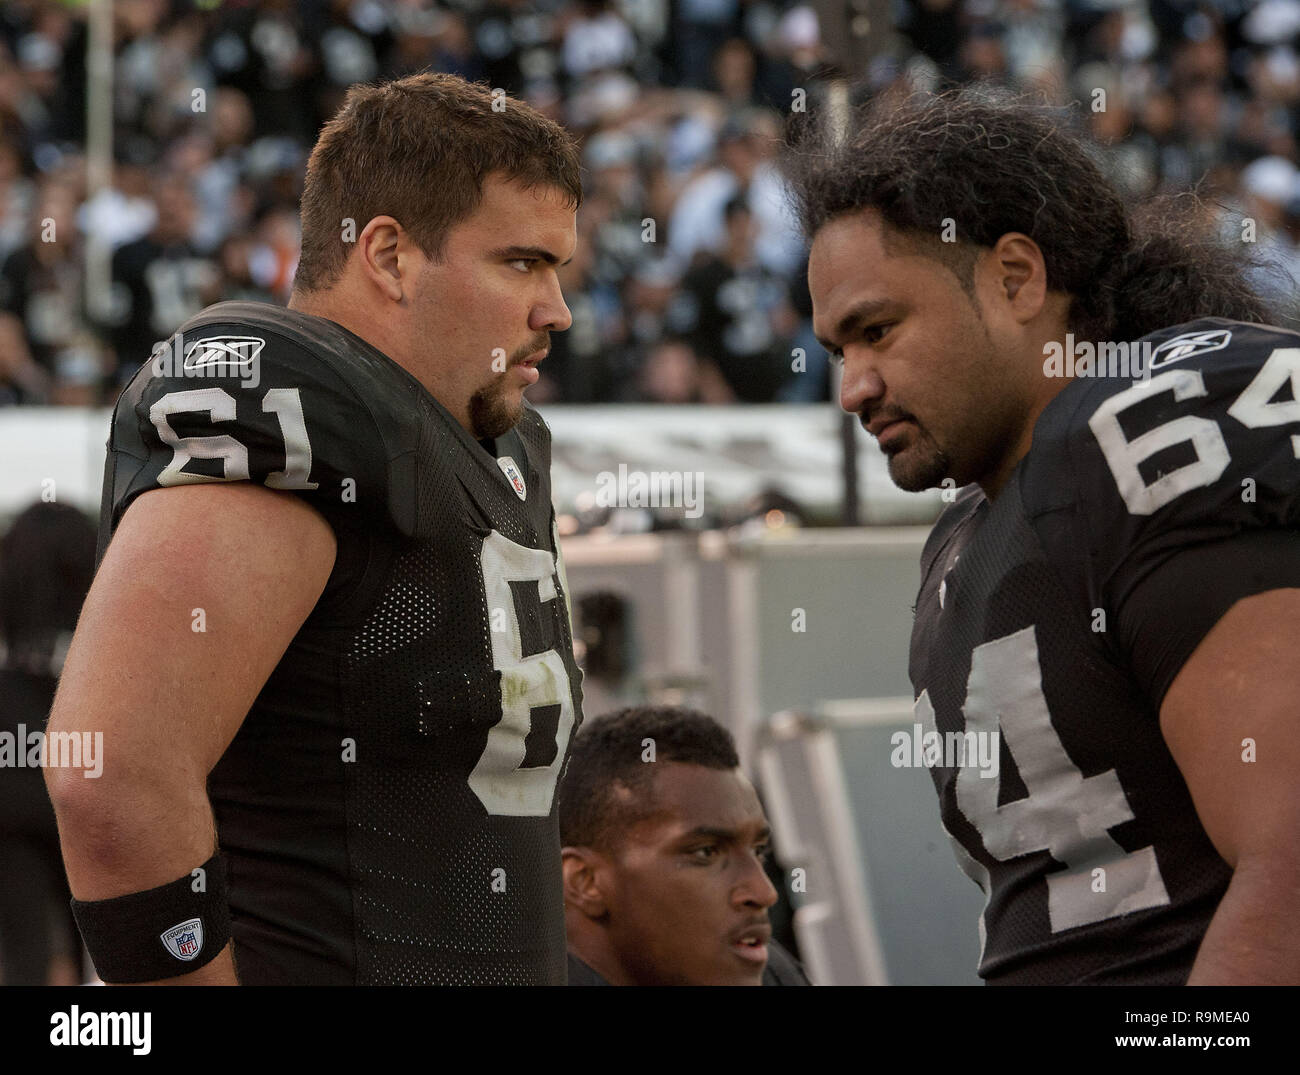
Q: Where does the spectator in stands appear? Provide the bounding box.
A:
[713,37,761,107]
[178,87,256,255]
[0,500,96,985]
[76,158,157,253]
[563,0,637,83]
[542,216,631,401]
[668,107,802,278]
[0,308,46,405]
[101,174,220,388]
[214,230,277,308]
[636,336,734,403]
[206,0,321,143]
[0,175,105,404]
[672,0,741,90]
[666,111,765,273]
[671,194,796,401]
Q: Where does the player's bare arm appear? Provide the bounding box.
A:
[1160,587,1300,985]
[44,482,336,985]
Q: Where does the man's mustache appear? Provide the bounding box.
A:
[512,337,551,365]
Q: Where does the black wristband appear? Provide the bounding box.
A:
[71,852,232,983]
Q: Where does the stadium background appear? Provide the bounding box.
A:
[2,0,1298,985]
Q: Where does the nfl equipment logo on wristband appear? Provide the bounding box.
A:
[70,852,230,982]
[161,918,204,961]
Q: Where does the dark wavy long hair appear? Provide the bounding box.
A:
[783,87,1276,341]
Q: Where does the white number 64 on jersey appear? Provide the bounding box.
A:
[1090,350,1300,515]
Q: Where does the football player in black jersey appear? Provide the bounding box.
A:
[45,73,585,985]
[787,90,1300,984]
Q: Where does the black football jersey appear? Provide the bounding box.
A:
[909,318,1300,984]
[99,301,584,985]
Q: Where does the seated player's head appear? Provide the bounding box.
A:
[291,72,582,440]
[558,706,777,985]
[786,89,1271,496]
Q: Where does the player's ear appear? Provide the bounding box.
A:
[356,215,405,302]
[986,231,1047,322]
[561,846,611,919]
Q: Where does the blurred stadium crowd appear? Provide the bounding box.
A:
[2,0,1300,410]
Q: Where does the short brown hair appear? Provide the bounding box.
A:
[294,72,583,293]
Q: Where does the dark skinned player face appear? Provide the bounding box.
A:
[809,210,1027,493]
[604,763,778,986]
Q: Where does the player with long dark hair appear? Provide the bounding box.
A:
[787,89,1300,984]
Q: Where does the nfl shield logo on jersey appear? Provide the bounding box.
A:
[160,918,204,961]
[497,456,527,500]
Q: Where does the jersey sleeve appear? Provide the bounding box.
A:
[99,319,402,612]
[1030,318,1300,709]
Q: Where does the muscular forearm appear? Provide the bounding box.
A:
[47,772,239,985]
[1188,855,1300,985]
[49,763,217,896]
[41,484,336,986]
